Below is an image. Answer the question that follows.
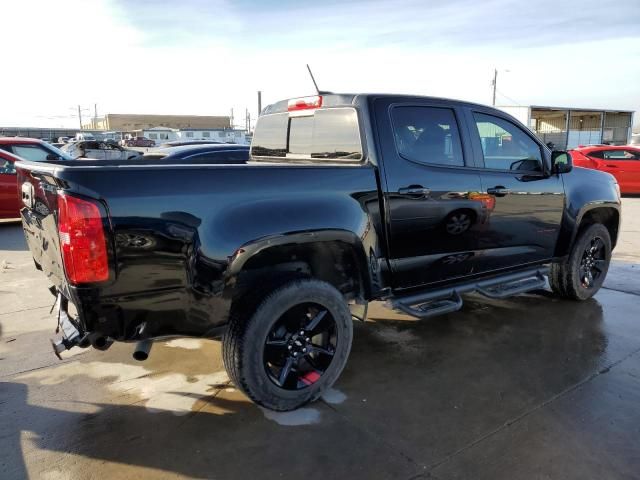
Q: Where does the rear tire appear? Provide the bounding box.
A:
[549,223,611,300]
[222,278,353,411]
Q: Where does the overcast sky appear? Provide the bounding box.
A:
[1,0,639,128]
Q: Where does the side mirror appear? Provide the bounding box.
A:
[551,150,572,174]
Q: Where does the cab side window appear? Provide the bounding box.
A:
[0,160,16,175]
[473,113,543,172]
[391,106,464,167]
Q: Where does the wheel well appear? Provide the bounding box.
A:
[579,207,620,248]
[233,241,367,303]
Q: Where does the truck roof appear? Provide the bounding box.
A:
[262,93,493,115]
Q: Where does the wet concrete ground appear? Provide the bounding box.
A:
[1,198,639,479]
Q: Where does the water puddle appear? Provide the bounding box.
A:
[19,361,229,416]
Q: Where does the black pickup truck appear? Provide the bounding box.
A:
[16,94,621,411]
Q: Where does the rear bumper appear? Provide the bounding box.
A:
[68,285,231,342]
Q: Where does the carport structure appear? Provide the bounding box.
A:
[498,106,634,150]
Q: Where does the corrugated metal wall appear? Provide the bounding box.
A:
[604,113,632,144]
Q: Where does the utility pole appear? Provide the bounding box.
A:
[245,108,249,132]
[77,105,83,129]
[491,68,498,106]
[257,91,262,115]
[230,108,234,129]
[94,103,98,127]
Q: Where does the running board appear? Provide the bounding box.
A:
[390,267,548,320]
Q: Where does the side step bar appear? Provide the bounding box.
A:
[390,267,548,320]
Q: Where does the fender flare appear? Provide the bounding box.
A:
[223,229,374,300]
[572,201,621,246]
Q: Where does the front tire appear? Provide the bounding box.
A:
[549,223,611,300]
[222,278,353,411]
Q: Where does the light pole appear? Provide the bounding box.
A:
[491,68,511,106]
[71,106,91,130]
[491,68,511,107]
[491,68,498,106]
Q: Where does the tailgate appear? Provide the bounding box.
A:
[16,161,113,292]
[17,163,67,289]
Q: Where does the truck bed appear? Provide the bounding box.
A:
[16,158,381,340]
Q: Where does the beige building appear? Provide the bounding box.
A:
[498,105,634,149]
[83,113,231,131]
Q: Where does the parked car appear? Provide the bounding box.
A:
[74,133,96,141]
[0,149,22,219]
[570,145,640,193]
[0,137,73,162]
[62,141,143,160]
[16,93,621,411]
[159,140,223,148]
[141,144,249,163]
[121,137,155,147]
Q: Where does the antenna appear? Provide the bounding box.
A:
[306,64,332,95]
[306,64,320,94]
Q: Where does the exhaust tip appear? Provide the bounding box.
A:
[133,339,152,361]
[133,350,149,361]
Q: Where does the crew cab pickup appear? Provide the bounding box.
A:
[16,94,621,411]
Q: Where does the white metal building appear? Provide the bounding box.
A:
[130,127,250,145]
[497,105,634,150]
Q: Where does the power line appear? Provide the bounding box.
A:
[495,89,522,106]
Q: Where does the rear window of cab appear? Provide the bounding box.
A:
[251,108,363,161]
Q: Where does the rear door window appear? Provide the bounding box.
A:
[391,106,464,167]
[251,108,362,161]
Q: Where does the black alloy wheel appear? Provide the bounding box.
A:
[222,278,353,411]
[549,223,612,300]
[579,236,607,289]
[264,303,337,390]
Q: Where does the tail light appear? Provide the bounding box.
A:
[288,95,323,112]
[58,193,109,284]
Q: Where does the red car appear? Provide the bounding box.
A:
[0,149,22,219]
[570,145,640,194]
[0,138,73,219]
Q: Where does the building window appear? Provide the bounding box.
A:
[235,131,241,137]
[148,133,158,140]
[202,132,210,138]
[218,131,225,138]
[160,133,169,140]
[186,132,194,138]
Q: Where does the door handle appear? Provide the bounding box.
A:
[398,185,431,197]
[487,186,511,197]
